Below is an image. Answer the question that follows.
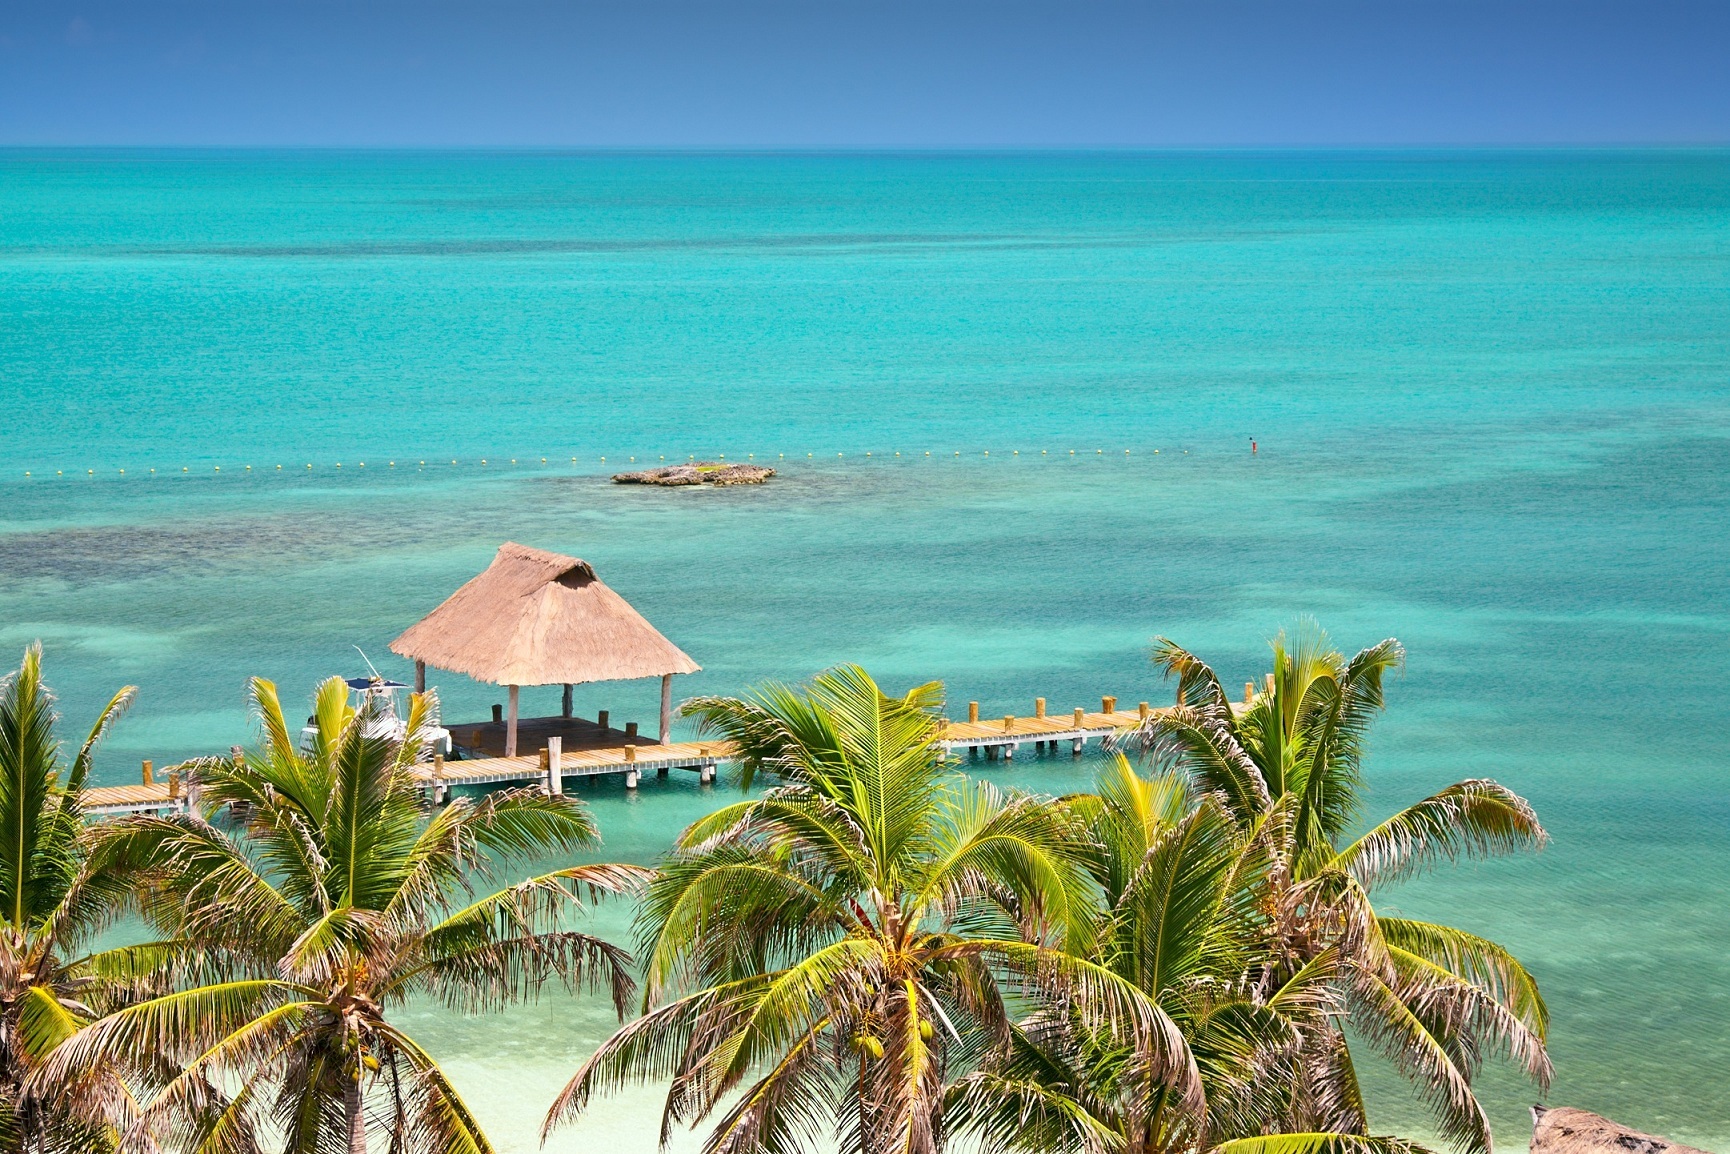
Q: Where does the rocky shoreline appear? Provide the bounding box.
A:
[611,461,776,487]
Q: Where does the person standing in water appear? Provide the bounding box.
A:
[1250,438,1257,454]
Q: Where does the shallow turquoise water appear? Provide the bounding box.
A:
[3,150,1729,1151]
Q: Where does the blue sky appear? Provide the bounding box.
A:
[3,1,1727,146]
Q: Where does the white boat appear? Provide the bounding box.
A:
[301,676,452,758]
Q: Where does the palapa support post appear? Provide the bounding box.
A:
[562,683,573,718]
[141,759,153,786]
[506,686,519,757]
[968,701,979,723]
[660,674,673,744]
[414,660,426,694]
[1035,697,1046,718]
[547,736,563,795]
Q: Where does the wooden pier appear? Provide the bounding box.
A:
[82,692,1216,815]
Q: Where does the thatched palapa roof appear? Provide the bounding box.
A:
[1531,1107,1709,1154]
[389,543,700,687]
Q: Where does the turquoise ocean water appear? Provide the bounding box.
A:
[3,150,1729,1151]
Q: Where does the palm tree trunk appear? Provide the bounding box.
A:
[346,1073,367,1154]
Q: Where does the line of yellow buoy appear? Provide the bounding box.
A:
[18,447,1200,479]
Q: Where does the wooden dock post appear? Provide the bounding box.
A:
[1035,697,1046,718]
[624,742,638,788]
[547,737,563,795]
[1003,714,1014,730]
[625,721,638,740]
[1139,702,1149,720]
[492,703,503,723]
[660,674,673,744]
[167,769,181,804]
[1265,673,1275,696]
[562,683,573,718]
[699,747,715,784]
[1245,681,1255,704]
[432,754,447,804]
[1073,707,1084,726]
[505,687,519,757]
[598,709,609,731]
[1102,696,1116,714]
[968,701,979,723]
[141,759,153,786]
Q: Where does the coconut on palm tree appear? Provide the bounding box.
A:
[0,644,142,1153]
[544,665,1189,1154]
[45,675,647,1154]
[1134,629,1549,1154]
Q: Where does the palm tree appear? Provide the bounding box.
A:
[544,665,1190,1154]
[1134,628,1550,1154]
[949,753,1441,1154]
[0,643,139,1153]
[44,675,647,1154]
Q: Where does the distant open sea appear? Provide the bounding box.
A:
[2,150,1728,1152]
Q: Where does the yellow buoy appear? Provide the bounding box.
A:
[213,466,220,471]
[119,468,124,474]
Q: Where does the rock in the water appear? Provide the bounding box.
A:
[611,462,776,487]
[1531,1106,1711,1154]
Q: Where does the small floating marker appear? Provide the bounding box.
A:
[510,458,516,464]
[779,453,784,459]
[1069,450,1075,455]
[748,453,754,459]
[1042,449,1047,454]
[895,451,900,456]
[308,464,313,469]
[541,457,546,464]
[983,451,989,456]
[213,466,220,472]
[719,454,725,460]
[277,464,282,469]
[87,469,94,475]
[389,461,395,467]
[23,471,29,477]
[570,457,576,463]
[925,451,930,456]
[245,464,251,470]
[150,468,155,473]
[480,459,486,465]
[358,462,365,468]
[1097,449,1103,455]
[119,468,124,474]
[183,466,189,472]
[837,452,843,457]
[600,457,605,462]
[954,451,960,456]
[1013,450,1018,455]
[335,463,341,469]
[1125,449,1130,455]
[659,455,665,461]
[807,453,813,457]
[57,470,63,476]
[866,451,871,457]
[1153,449,1159,454]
